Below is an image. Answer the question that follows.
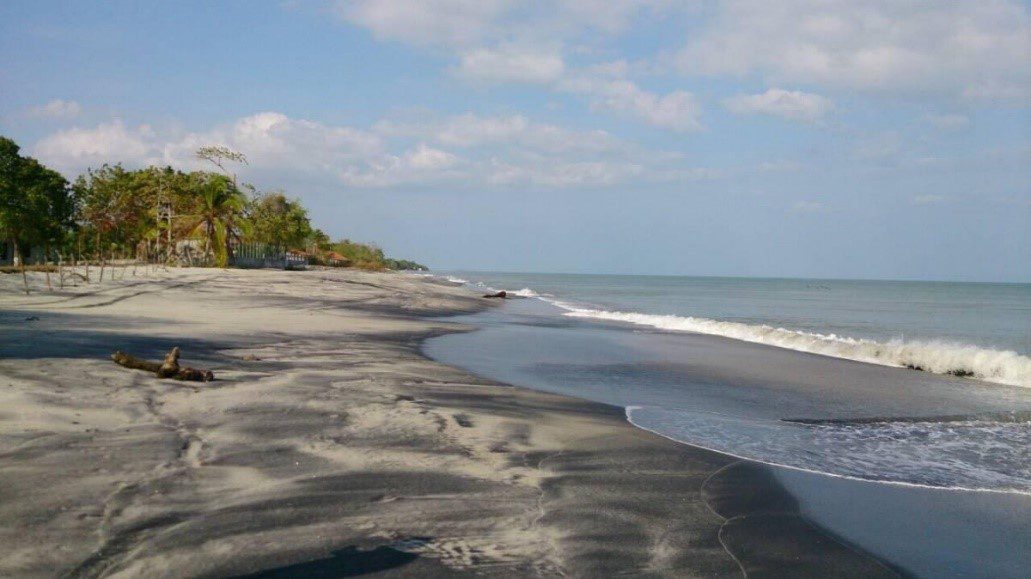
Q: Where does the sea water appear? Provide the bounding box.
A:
[422,272,1031,577]
[448,273,1031,387]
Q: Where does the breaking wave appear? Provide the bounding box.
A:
[415,274,1029,388]
[555,305,1031,388]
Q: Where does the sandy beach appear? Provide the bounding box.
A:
[0,267,895,577]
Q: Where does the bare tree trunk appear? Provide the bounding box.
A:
[58,252,65,289]
[44,244,52,292]
[15,240,29,295]
[94,232,103,282]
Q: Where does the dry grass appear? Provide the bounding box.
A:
[0,264,59,274]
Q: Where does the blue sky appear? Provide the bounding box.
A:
[1,1,1028,281]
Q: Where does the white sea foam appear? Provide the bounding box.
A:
[453,278,1029,388]
[551,306,1031,388]
[626,406,1031,494]
[445,276,469,284]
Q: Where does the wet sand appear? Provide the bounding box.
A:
[0,267,894,577]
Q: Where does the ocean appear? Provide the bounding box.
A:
[421,271,1031,577]
[443,273,1030,386]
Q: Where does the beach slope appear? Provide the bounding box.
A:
[0,268,893,577]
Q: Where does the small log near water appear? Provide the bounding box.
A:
[483,290,507,298]
[112,347,214,382]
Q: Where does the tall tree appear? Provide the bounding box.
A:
[0,137,22,262]
[0,137,73,262]
[310,228,330,253]
[195,146,247,263]
[195,145,247,190]
[180,172,246,267]
[245,192,313,251]
[74,164,149,262]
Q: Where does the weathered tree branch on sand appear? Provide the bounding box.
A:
[112,351,161,373]
[112,347,214,382]
[157,346,181,378]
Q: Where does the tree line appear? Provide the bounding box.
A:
[0,136,426,272]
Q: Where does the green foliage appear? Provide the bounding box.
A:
[323,239,387,270]
[244,192,313,250]
[0,137,74,261]
[310,228,330,248]
[74,164,151,256]
[384,258,428,271]
[314,238,426,271]
[0,136,427,271]
[179,173,248,267]
[71,160,253,266]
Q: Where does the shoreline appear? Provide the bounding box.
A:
[439,271,1031,390]
[0,267,895,577]
[625,407,1031,497]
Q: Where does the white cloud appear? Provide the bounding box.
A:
[376,113,622,153]
[335,0,673,49]
[486,157,643,187]
[561,77,703,131]
[454,45,565,84]
[33,121,156,172]
[335,1,708,131]
[31,111,717,190]
[335,0,511,47]
[404,143,459,170]
[677,0,1031,100]
[337,144,466,188]
[377,113,527,146]
[27,99,82,119]
[923,113,970,130]
[555,0,675,34]
[723,88,833,122]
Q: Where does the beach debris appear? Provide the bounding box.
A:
[905,363,976,378]
[112,347,214,382]
[483,290,507,298]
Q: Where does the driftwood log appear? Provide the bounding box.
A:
[112,347,214,382]
[483,290,507,298]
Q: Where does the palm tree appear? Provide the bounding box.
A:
[181,173,246,267]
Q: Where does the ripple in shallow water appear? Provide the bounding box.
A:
[627,407,1031,494]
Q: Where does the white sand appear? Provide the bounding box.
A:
[0,266,893,578]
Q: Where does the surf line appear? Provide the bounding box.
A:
[623,405,1031,497]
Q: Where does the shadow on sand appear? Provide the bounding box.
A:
[231,546,419,578]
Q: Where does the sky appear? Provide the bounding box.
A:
[1,1,1029,282]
